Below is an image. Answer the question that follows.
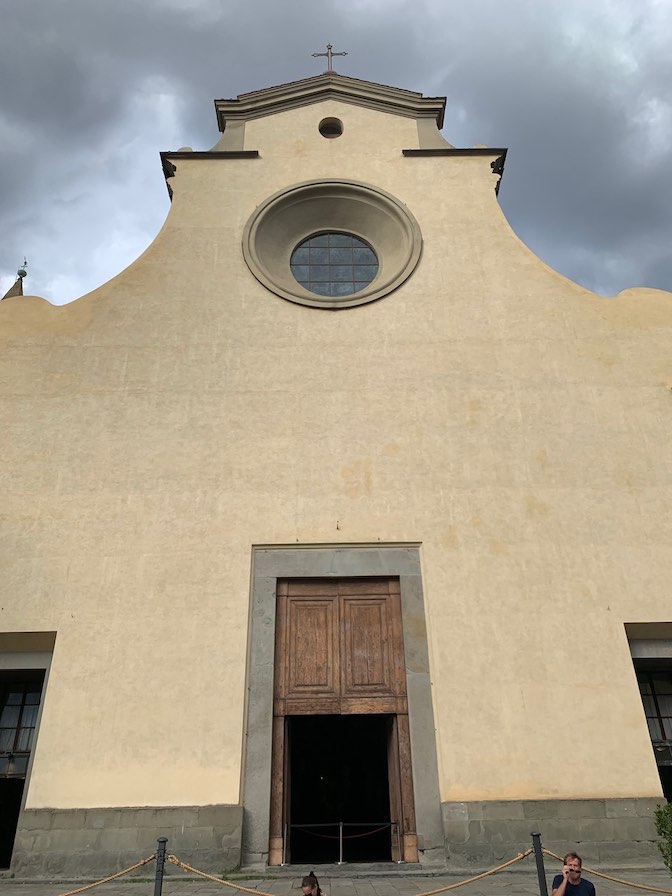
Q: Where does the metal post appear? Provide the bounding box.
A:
[395,821,403,863]
[154,837,168,896]
[531,832,549,896]
[282,822,287,866]
[338,821,344,864]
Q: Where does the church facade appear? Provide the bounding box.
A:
[1,71,671,878]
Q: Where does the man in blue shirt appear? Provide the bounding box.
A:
[551,852,596,896]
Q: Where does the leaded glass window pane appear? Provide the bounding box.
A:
[353,247,377,264]
[658,695,672,715]
[358,265,378,280]
[330,248,351,265]
[311,265,330,282]
[16,727,34,752]
[0,706,19,728]
[292,265,309,282]
[329,234,352,247]
[0,675,44,771]
[290,232,379,298]
[642,694,657,716]
[647,717,661,739]
[21,704,39,728]
[332,265,353,281]
[638,671,672,743]
[292,248,309,264]
[332,282,354,296]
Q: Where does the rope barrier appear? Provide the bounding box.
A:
[47,842,672,896]
[54,855,156,896]
[413,848,533,896]
[166,848,533,896]
[293,823,391,840]
[168,855,277,896]
[543,848,672,895]
[338,823,390,840]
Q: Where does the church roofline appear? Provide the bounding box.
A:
[214,72,446,132]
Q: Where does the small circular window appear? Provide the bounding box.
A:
[290,233,378,297]
[319,117,343,138]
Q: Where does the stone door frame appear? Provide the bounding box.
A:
[241,545,444,868]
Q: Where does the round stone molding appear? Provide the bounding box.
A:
[242,178,422,309]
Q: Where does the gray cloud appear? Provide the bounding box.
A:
[1,0,671,301]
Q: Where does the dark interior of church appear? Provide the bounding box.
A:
[0,777,24,867]
[288,715,393,864]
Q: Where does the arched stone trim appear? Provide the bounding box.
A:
[242,180,422,309]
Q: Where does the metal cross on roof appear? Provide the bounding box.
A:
[311,43,347,73]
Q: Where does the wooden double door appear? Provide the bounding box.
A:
[269,578,418,864]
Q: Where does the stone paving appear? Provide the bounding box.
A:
[2,862,672,896]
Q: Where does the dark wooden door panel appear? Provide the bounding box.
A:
[342,599,390,692]
[276,578,405,710]
[287,599,338,695]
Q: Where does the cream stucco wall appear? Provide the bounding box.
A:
[1,97,671,813]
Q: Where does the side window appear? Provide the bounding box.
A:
[635,666,672,800]
[0,673,44,776]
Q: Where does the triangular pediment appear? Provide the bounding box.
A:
[214,72,446,131]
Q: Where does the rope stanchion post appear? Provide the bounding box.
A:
[338,820,344,864]
[154,837,168,896]
[531,832,549,896]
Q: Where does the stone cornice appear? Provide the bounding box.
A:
[403,147,508,192]
[160,150,259,179]
[402,148,507,158]
[214,73,446,131]
[159,151,259,199]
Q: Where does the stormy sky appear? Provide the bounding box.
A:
[1,0,671,303]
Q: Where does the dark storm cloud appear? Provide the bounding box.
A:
[1,0,671,301]
[419,0,672,293]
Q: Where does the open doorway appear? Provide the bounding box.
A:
[288,715,392,863]
[0,671,45,868]
[0,779,25,868]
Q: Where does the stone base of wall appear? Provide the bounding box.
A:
[442,798,663,869]
[8,799,663,877]
[9,805,243,879]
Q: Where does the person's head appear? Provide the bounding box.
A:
[301,873,320,896]
[563,852,582,882]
